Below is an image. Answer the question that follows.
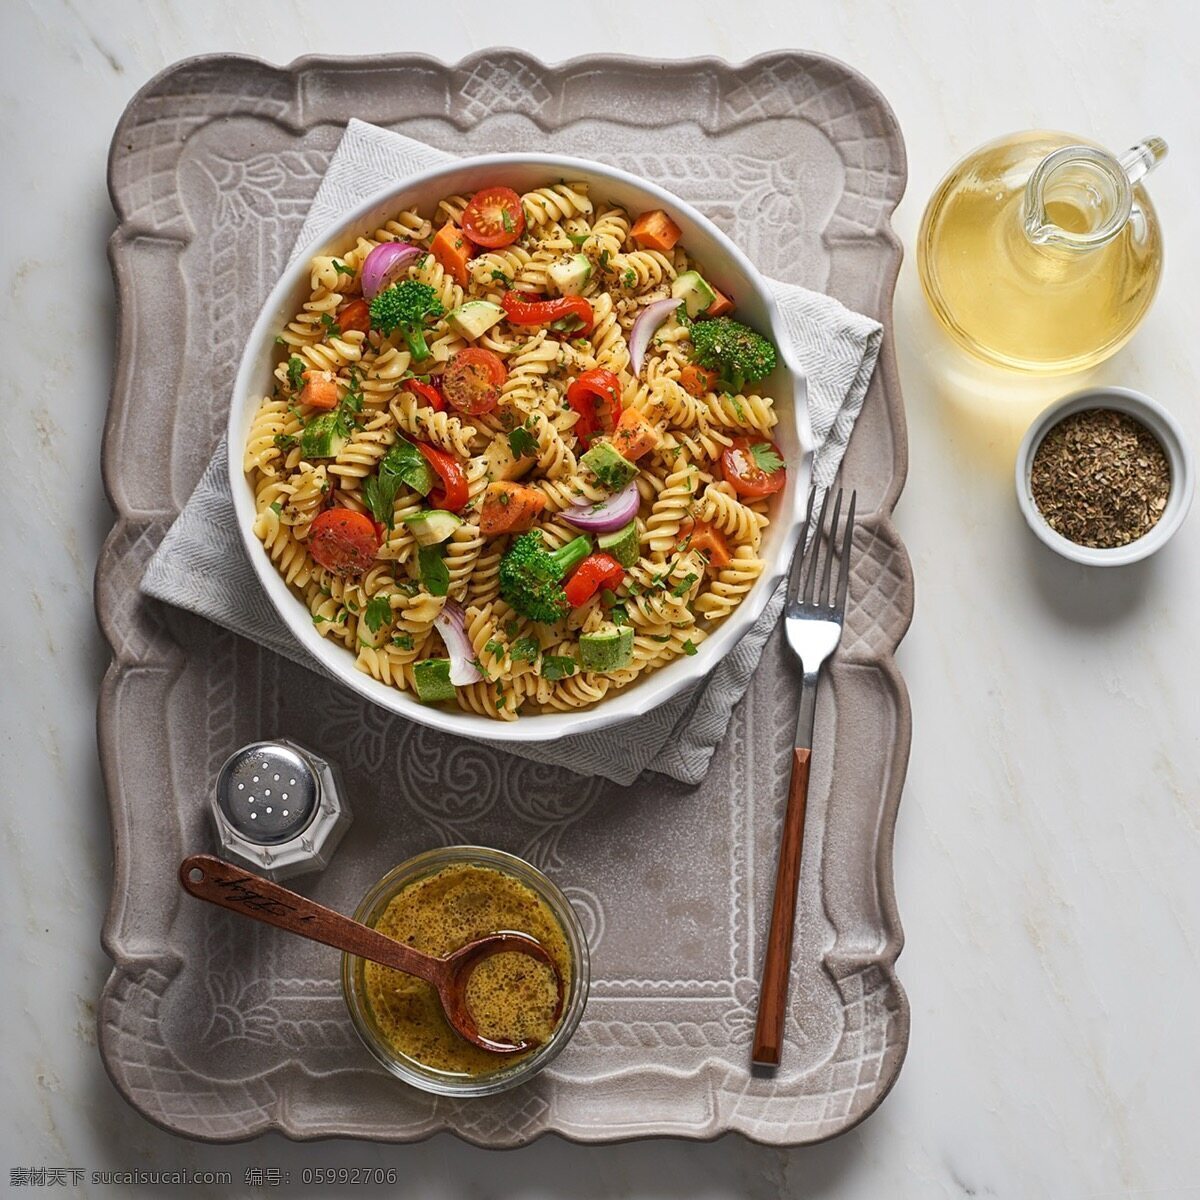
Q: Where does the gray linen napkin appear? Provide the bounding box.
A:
[142,120,882,786]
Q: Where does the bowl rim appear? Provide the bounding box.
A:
[340,844,590,1096]
[228,151,813,740]
[1014,385,1195,566]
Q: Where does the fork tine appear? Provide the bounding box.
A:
[833,490,857,613]
[786,487,817,603]
[817,489,843,607]
[801,488,834,604]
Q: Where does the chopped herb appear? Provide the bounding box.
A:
[567,232,590,247]
[363,438,435,527]
[504,619,520,638]
[312,612,330,624]
[286,356,305,393]
[417,544,450,596]
[501,207,514,234]
[749,441,785,474]
[273,432,297,452]
[623,268,637,288]
[541,654,577,681]
[319,312,342,338]
[731,396,747,421]
[484,639,505,658]
[391,633,414,650]
[495,691,506,711]
[508,425,538,459]
[269,501,283,516]
[396,579,421,597]
[274,335,287,346]
[345,598,359,614]
[332,259,354,277]
[672,572,700,596]
[599,249,610,270]
[489,268,512,288]
[510,635,540,663]
[682,638,698,656]
[650,634,672,643]
[363,594,392,633]
[609,605,629,628]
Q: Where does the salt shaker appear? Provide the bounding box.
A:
[210,739,351,880]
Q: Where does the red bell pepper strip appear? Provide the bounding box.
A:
[563,552,626,608]
[501,290,595,336]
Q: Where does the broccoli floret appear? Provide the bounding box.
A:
[368,281,443,361]
[689,316,777,394]
[499,531,592,623]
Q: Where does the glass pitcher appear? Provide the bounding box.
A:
[917,132,1167,374]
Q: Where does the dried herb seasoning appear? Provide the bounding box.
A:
[1030,408,1170,548]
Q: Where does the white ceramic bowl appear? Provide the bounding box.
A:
[1015,386,1194,566]
[229,154,813,741]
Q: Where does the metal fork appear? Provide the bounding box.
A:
[751,486,856,1067]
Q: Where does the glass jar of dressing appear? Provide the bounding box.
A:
[342,846,590,1096]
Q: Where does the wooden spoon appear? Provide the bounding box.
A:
[179,854,564,1055]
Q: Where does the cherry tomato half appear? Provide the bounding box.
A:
[416,443,469,512]
[441,348,506,416]
[719,437,787,500]
[566,368,623,449]
[501,290,595,336]
[563,552,626,608]
[308,508,380,577]
[403,379,445,411]
[462,186,526,249]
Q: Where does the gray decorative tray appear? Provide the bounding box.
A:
[97,50,912,1146]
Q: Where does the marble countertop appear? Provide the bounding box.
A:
[3,1,1198,1195]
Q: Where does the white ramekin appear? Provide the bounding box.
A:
[1015,386,1194,566]
[228,154,813,742]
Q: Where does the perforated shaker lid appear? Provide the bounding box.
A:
[215,742,319,845]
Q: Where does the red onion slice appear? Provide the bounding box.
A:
[361,242,423,300]
[629,298,681,376]
[562,479,641,533]
[434,600,483,686]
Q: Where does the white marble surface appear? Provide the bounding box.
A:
[3,1,1199,1196]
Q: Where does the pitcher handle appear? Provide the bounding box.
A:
[1120,137,1168,186]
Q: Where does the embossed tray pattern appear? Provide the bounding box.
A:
[97,51,912,1145]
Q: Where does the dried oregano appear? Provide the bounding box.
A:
[1031,408,1170,548]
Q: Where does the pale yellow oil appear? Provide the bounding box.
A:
[918,132,1163,374]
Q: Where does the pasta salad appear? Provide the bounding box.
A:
[243,181,788,719]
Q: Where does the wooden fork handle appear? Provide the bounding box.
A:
[751,747,812,1066]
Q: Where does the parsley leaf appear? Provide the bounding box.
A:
[363,439,435,527]
[286,356,305,393]
[599,249,610,270]
[319,312,341,338]
[332,259,354,277]
[671,572,700,597]
[541,654,577,681]
[510,635,540,663]
[273,432,297,452]
[501,207,514,234]
[749,441,785,474]
[609,605,629,628]
[273,335,287,346]
[417,544,450,597]
[484,639,505,657]
[682,638,698,656]
[269,501,283,516]
[391,633,414,649]
[363,594,392,633]
[489,269,511,288]
[567,232,590,247]
[508,425,538,459]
